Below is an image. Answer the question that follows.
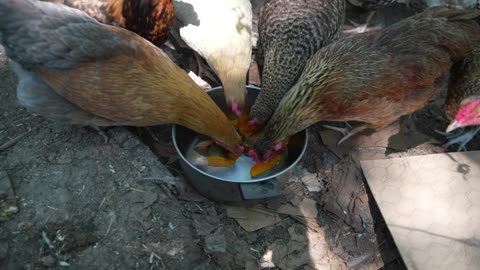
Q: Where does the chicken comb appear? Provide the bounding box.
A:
[455,99,480,122]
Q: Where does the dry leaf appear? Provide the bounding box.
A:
[143,240,184,257]
[225,206,283,232]
[192,213,218,236]
[204,229,227,253]
[297,198,318,218]
[283,182,305,206]
[288,224,307,242]
[300,171,323,192]
[0,171,17,217]
[277,198,318,218]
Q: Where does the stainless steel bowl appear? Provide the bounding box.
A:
[172,85,308,202]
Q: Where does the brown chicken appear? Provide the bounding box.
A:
[0,0,242,153]
[47,0,174,45]
[250,7,480,159]
[442,47,480,150]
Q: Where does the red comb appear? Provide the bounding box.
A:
[455,100,480,122]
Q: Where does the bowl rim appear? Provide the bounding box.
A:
[171,85,309,184]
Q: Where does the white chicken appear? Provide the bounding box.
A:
[172,0,253,117]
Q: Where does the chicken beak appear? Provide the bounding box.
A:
[446,120,462,133]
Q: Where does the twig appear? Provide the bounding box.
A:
[47,205,59,211]
[104,211,116,237]
[192,202,203,212]
[99,197,106,208]
[290,215,322,233]
[141,176,177,185]
[0,131,31,151]
[42,231,56,251]
[158,184,174,199]
[0,124,40,151]
[152,252,166,269]
[129,187,146,193]
[145,127,161,142]
[251,206,279,216]
[41,230,69,266]
[334,230,341,246]
[75,185,85,195]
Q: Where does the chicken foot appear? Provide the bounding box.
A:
[359,10,375,33]
[436,126,480,151]
[345,10,376,34]
[322,122,369,145]
[90,126,109,144]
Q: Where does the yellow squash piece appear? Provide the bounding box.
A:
[238,113,257,137]
[250,151,283,177]
[230,119,239,127]
[208,156,235,167]
[207,152,239,167]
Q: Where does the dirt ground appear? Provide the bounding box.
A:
[1,1,480,270]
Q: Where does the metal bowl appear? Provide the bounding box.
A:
[172,85,308,202]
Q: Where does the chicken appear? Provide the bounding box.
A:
[46,0,175,45]
[0,0,242,153]
[248,0,345,127]
[120,0,175,45]
[171,0,253,117]
[250,7,480,158]
[442,48,480,150]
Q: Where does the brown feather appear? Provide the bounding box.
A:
[34,26,241,149]
[254,7,480,151]
[56,0,174,45]
[120,0,175,45]
[445,47,480,120]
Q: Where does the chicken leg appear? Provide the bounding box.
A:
[90,126,110,144]
[322,123,369,145]
[437,126,480,151]
[345,11,376,34]
[360,10,376,33]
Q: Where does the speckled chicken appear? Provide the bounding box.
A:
[172,0,253,117]
[249,0,345,127]
[0,0,242,153]
[250,7,480,158]
[46,0,175,45]
[442,48,480,150]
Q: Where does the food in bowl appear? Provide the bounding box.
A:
[186,113,288,180]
